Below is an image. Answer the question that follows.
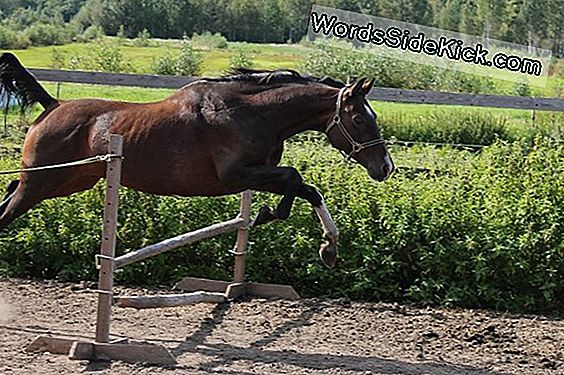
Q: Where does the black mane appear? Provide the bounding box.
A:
[204,68,345,89]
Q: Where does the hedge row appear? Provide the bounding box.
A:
[0,139,562,312]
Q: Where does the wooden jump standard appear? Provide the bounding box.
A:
[27,134,299,365]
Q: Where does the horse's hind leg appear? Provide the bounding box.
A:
[0,172,102,232]
[0,181,44,231]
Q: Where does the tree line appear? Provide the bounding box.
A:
[1,0,562,55]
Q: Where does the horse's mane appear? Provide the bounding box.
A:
[204,68,345,89]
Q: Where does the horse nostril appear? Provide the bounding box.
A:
[382,163,390,176]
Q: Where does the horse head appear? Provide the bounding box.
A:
[326,78,394,182]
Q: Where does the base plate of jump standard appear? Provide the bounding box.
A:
[175,277,300,300]
[26,335,177,365]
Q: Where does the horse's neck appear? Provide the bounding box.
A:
[251,85,337,140]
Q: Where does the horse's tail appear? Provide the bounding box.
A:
[0,52,58,115]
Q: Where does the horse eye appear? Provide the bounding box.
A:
[352,115,364,125]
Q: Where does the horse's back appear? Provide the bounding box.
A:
[20,85,280,197]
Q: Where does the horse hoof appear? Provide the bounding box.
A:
[319,241,337,268]
[251,206,275,226]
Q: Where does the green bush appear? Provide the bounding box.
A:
[380,110,509,145]
[175,38,202,76]
[0,139,562,313]
[92,40,132,72]
[51,40,133,73]
[79,25,105,42]
[228,49,254,70]
[0,26,30,49]
[151,53,178,76]
[151,37,202,76]
[50,48,66,69]
[25,23,72,46]
[134,29,152,47]
[191,31,228,49]
[0,26,19,49]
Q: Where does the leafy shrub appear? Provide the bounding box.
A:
[52,41,133,73]
[228,49,254,70]
[175,38,202,76]
[380,110,509,145]
[79,25,105,42]
[25,23,72,46]
[92,40,132,72]
[191,31,228,49]
[0,26,19,49]
[151,37,202,76]
[515,81,532,97]
[117,25,127,40]
[134,28,152,47]
[0,26,30,49]
[50,48,66,69]
[151,53,177,76]
[0,139,562,313]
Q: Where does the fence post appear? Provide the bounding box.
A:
[233,190,251,283]
[95,134,123,343]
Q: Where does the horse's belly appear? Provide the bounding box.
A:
[119,157,237,197]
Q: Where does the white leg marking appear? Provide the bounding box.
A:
[314,200,339,241]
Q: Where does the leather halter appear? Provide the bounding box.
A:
[326,86,386,160]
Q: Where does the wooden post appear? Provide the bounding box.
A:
[95,134,123,343]
[233,190,251,283]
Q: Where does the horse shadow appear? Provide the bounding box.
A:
[168,301,505,375]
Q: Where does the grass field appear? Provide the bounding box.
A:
[7,40,308,76]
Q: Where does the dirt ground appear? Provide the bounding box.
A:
[0,278,562,375]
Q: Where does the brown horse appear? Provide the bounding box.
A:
[0,52,394,267]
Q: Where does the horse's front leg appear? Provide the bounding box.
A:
[219,165,340,267]
[255,181,340,268]
[245,166,304,225]
[298,185,339,268]
[257,182,340,268]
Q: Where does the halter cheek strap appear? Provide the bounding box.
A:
[326,86,386,160]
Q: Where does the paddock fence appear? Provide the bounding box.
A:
[28,68,564,112]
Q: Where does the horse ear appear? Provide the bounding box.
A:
[360,78,375,96]
[344,77,367,98]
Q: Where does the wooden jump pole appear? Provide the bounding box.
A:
[114,217,244,268]
[95,134,123,343]
[115,291,226,309]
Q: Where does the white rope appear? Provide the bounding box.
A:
[0,154,122,175]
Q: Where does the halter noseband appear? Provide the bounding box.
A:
[326,86,386,160]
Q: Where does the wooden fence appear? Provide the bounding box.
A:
[28,68,564,112]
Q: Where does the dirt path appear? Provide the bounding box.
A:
[0,278,562,375]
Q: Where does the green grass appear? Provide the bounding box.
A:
[7,40,310,77]
[43,82,173,102]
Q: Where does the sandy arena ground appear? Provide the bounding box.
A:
[0,278,562,375]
